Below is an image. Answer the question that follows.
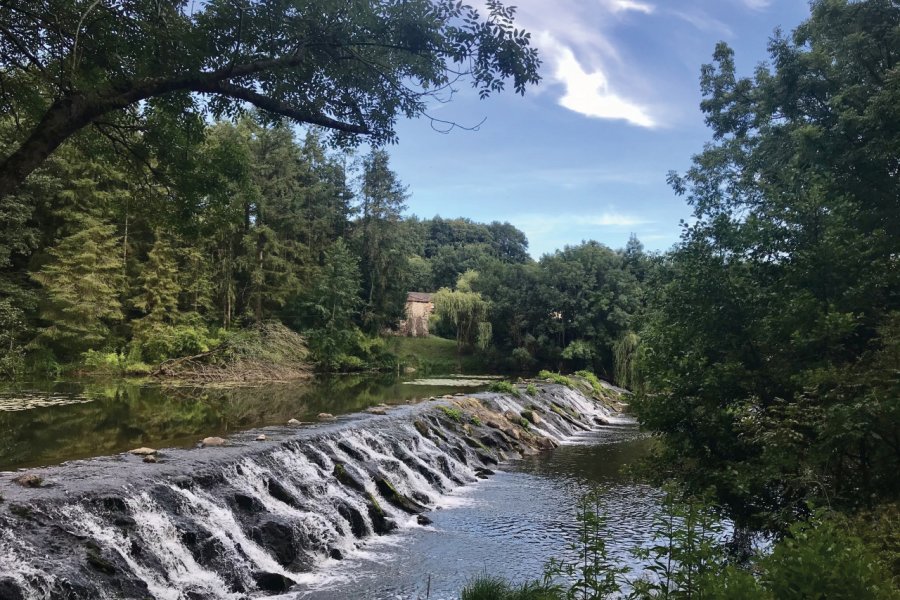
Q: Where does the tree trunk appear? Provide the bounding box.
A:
[0,95,94,198]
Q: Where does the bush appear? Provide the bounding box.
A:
[490,381,521,397]
[461,575,562,600]
[538,370,574,388]
[132,323,218,364]
[574,370,604,396]
[526,383,538,396]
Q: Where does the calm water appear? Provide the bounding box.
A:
[292,427,659,600]
[0,375,492,471]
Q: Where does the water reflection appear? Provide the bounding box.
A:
[0,375,488,471]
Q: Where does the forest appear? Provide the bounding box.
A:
[0,0,898,597]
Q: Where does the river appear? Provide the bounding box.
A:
[0,376,662,600]
[291,426,656,599]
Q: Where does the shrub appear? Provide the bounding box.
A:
[526,383,538,396]
[461,575,562,600]
[439,405,464,422]
[537,370,574,388]
[490,381,521,397]
[574,370,604,396]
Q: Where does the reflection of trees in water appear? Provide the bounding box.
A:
[0,374,476,470]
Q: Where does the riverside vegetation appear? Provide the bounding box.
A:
[0,0,898,597]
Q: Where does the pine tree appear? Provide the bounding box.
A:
[32,216,124,358]
[132,231,181,328]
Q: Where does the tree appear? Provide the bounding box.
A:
[31,215,124,358]
[433,271,491,355]
[636,0,900,531]
[303,239,363,371]
[0,0,541,198]
[356,149,410,332]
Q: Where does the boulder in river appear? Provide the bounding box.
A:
[287,418,301,425]
[317,413,336,421]
[253,571,295,593]
[256,434,267,441]
[200,437,226,447]
[128,447,157,456]
[367,406,388,415]
[12,473,42,488]
[142,455,158,464]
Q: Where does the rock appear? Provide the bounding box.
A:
[267,479,299,507]
[332,463,366,493]
[521,410,542,425]
[329,548,344,560]
[142,455,158,464]
[374,476,426,514]
[129,447,157,456]
[366,407,387,415]
[317,412,335,421]
[233,493,264,512]
[252,520,298,566]
[413,420,430,436]
[503,410,519,422]
[336,501,368,538]
[454,392,465,397]
[475,467,495,479]
[12,473,42,488]
[442,394,454,399]
[594,416,611,426]
[85,542,117,575]
[416,514,433,526]
[200,436,226,447]
[255,434,267,441]
[287,418,301,426]
[366,494,397,535]
[0,578,24,600]
[253,572,295,593]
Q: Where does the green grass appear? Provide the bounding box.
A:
[525,383,538,396]
[574,370,604,396]
[489,381,521,397]
[439,405,464,422]
[386,336,483,374]
[537,370,574,388]
[460,575,562,600]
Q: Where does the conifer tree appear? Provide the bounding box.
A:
[32,216,124,358]
[132,231,181,328]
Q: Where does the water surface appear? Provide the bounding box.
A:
[0,375,491,471]
[292,426,658,599]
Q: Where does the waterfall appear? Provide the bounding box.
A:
[0,383,624,600]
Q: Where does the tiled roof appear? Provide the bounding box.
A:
[407,292,434,303]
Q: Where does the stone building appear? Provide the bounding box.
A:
[398,292,435,337]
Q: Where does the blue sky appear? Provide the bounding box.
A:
[385,0,811,257]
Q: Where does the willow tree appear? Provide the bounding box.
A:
[0,0,540,198]
[433,271,490,355]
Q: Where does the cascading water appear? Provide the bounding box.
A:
[0,383,625,600]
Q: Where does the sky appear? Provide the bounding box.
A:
[384,0,812,257]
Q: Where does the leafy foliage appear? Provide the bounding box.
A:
[634,0,900,530]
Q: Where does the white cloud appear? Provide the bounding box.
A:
[542,36,657,128]
[670,9,733,36]
[742,0,771,10]
[502,1,660,128]
[610,0,655,14]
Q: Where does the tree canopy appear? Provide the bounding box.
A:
[635,0,900,531]
[0,0,540,198]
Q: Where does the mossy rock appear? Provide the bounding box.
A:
[413,420,430,437]
[374,476,426,514]
[332,463,366,493]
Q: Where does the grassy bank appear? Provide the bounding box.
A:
[386,336,484,374]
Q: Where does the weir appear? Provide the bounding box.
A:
[0,382,625,600]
